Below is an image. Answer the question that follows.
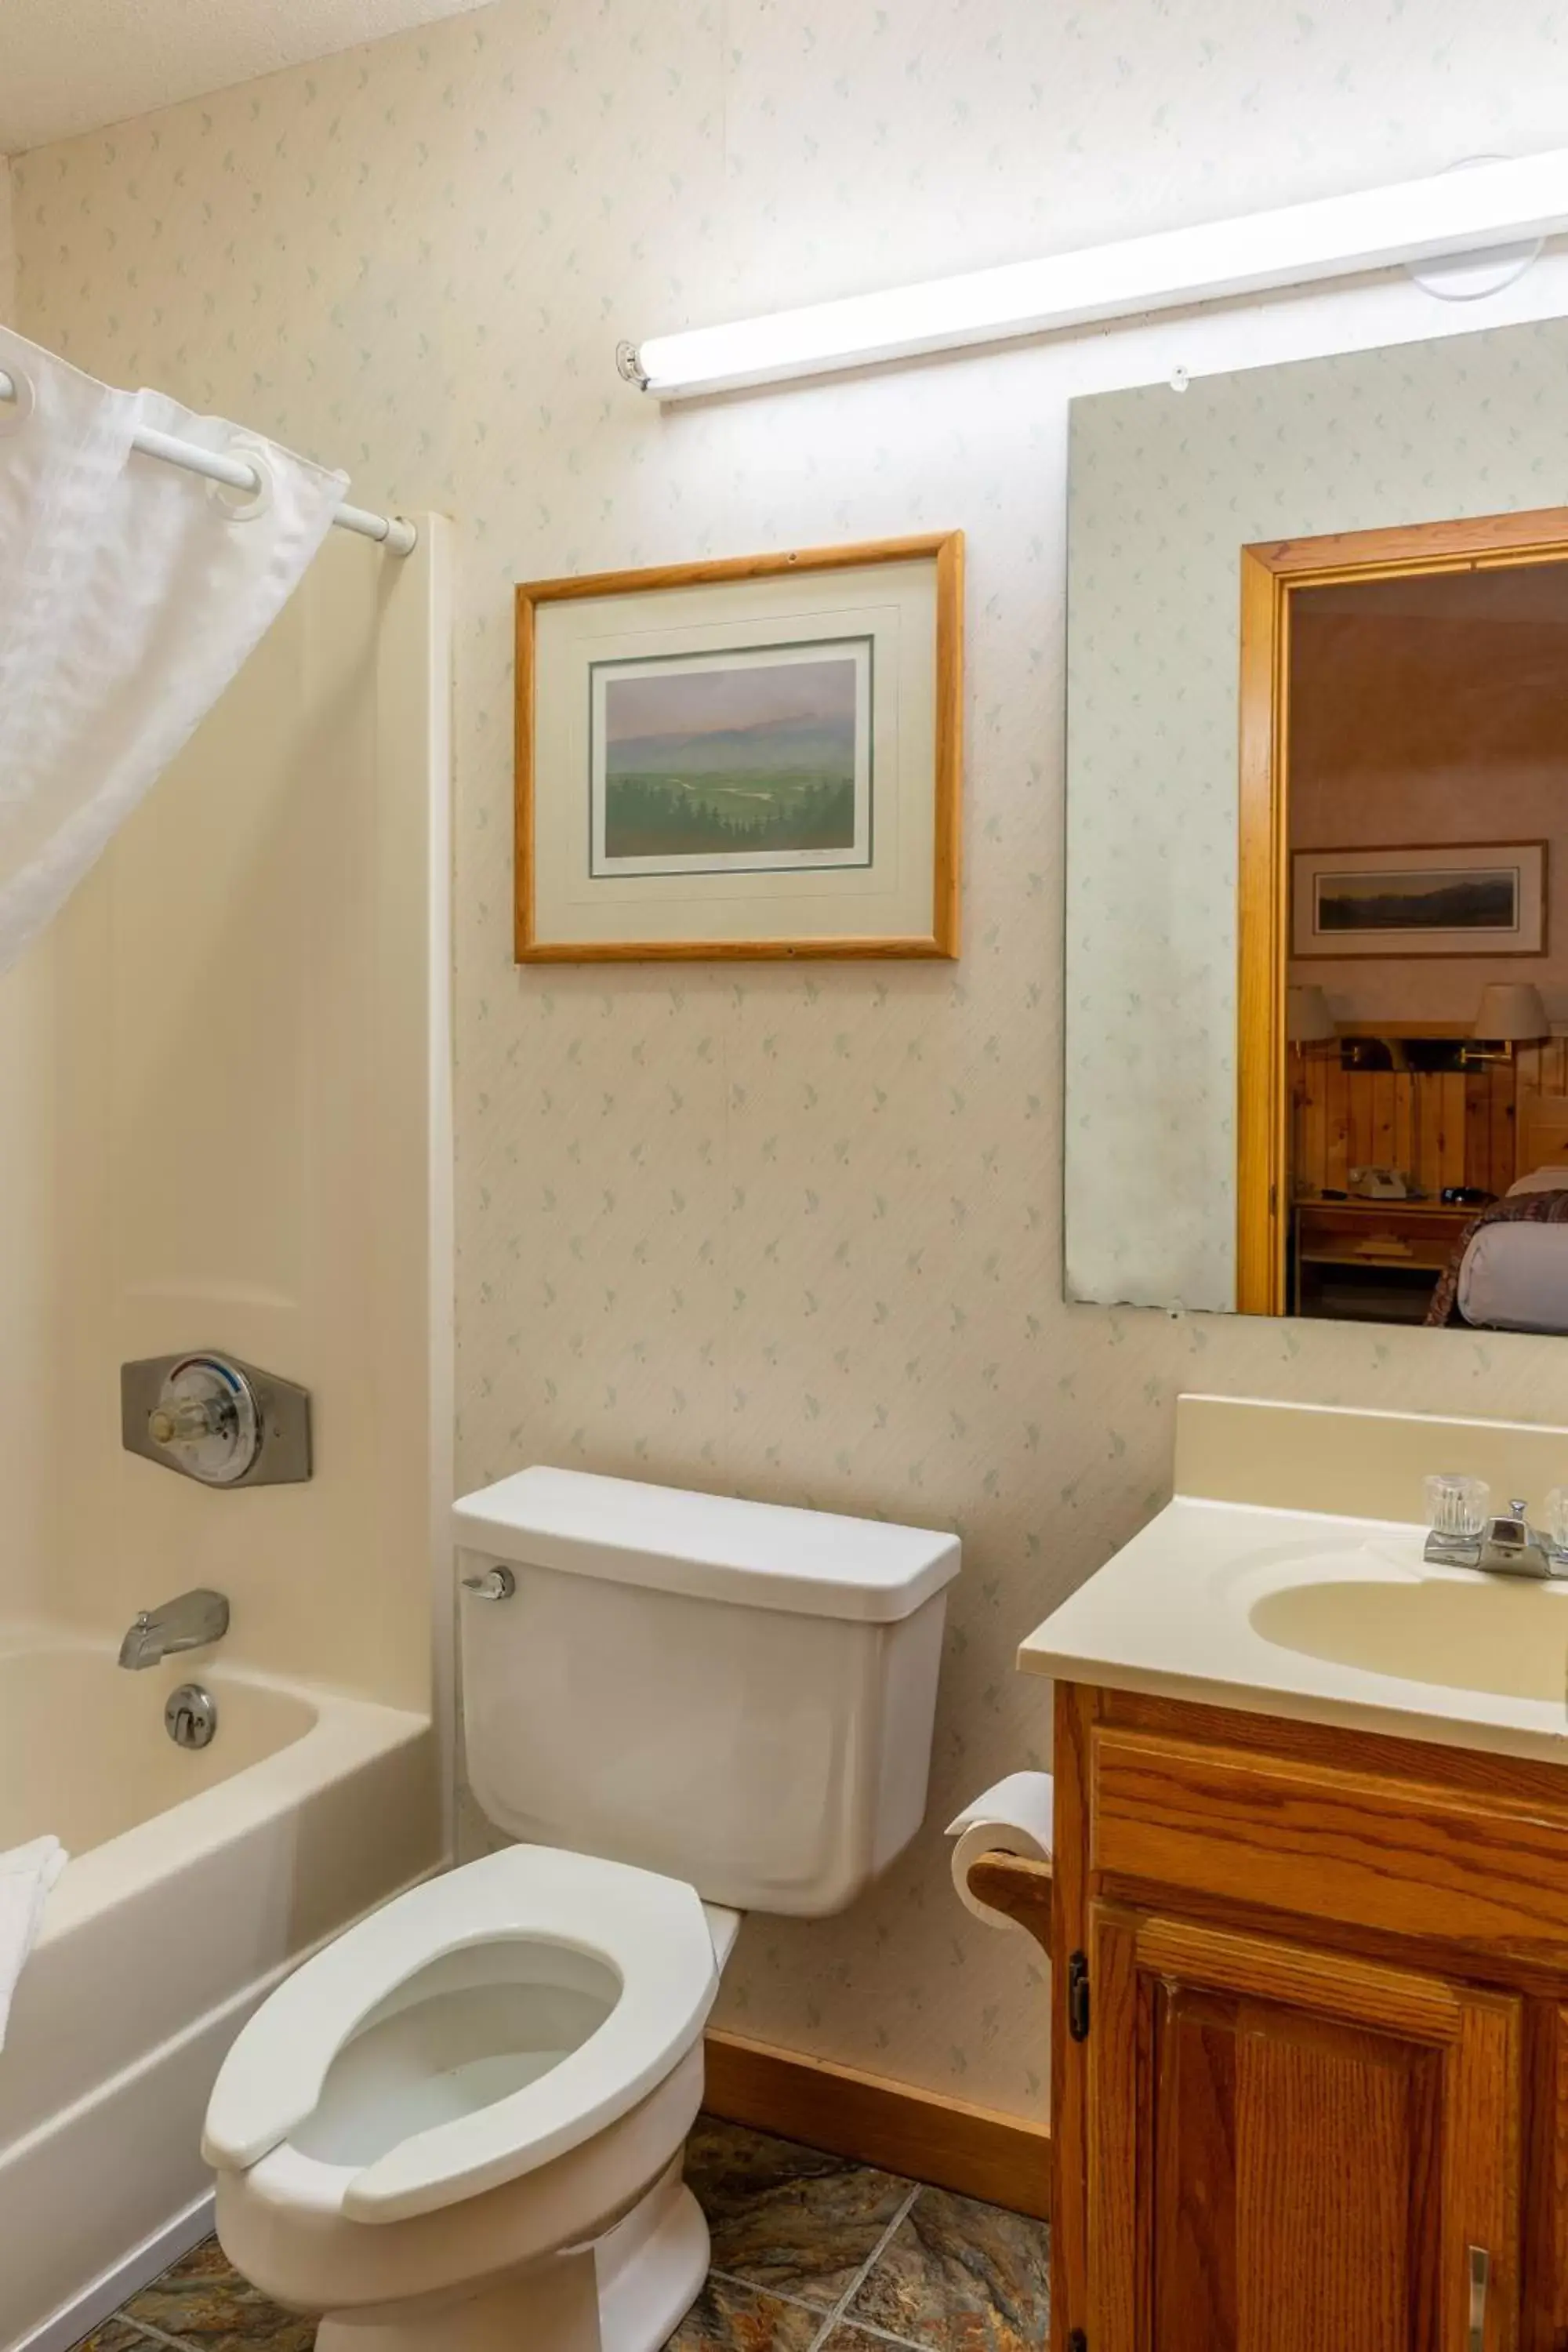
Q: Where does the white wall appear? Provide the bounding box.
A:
[17,0,1568,2121]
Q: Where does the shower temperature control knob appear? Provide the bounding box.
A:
[147,1356,260,1484]
[121,1351,312,1489]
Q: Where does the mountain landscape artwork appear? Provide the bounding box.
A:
[1316,866,1519,934]
[1291,840,1544,958]
[600,650,863,865]
[517,532,959,959]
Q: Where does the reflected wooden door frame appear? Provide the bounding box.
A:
[1235,504,1568,1317]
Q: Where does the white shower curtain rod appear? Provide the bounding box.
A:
[0,368,416,557]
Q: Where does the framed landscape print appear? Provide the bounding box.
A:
[1291,841,1548,959]
[515,534,962,960]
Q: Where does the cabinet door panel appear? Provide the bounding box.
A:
[1089,1906,1519,2352]
[1522,2004,1568,2352]
[1162,1993,1436,2350]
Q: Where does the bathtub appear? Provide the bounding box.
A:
[0,1633,441,2352]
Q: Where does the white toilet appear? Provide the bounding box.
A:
[202,1467,960,2352]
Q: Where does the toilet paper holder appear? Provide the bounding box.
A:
[963,1850,1054,1950]
[947,1769,1056,1951]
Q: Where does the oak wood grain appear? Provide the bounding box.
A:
[1521,2005,1568,2352]
[1236,544,1287,1314]
[1249,506,1568,580]
[513,534,963,604]
[1100,1682,1568,1811]
[963,1850,1053,1946]
[1087,1904,1141,2352]
[1092,1726,1568,1963]
[1231,2006,1421,2352]
[1442,1991,1521,2352]
[1151,1987,1237,2349]
[1057,1685,1551,2347]
[702,2027,1050,2220]
[1086,1897,1521,2350]
[1052,1683,1097,2352]
[1133,1911,1464,2039]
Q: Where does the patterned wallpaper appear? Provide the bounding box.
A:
[1066,321,1568,1312]
[13,0,1568,2121]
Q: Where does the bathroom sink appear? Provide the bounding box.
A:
[1249,1570,1568,1704]
[1020,1487,1568,1762]
[1018,1399,1568,1763]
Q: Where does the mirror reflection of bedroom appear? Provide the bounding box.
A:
[1279,549,1568,1331]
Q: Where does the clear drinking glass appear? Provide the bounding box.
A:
[1424,1472,1490,1541]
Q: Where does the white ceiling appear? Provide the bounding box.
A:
[0,0,496,154]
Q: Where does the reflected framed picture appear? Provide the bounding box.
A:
[515,535,962,960]
[1291,841,1548,959]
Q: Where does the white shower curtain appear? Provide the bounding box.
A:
[0,327,347,974]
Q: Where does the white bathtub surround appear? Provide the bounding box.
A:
[0,325,344,975]
[0,519,453,2343]
[0,1637,441,2352]
[946,1775,1054,1936]
[0,507,453,2350]
[0,1837,65,2048]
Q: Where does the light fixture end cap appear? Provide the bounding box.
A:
[615,339,650,390]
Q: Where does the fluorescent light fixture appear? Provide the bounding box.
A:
[621,147,1568,400]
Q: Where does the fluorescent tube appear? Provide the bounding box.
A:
[622,147,1568,400]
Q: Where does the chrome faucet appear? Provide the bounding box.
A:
[1425,1499,1568,1581]
[118,1588,230,1669]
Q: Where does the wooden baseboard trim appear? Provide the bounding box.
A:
[702,2028,1050,2222]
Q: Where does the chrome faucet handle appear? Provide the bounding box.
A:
[1547,1487,1568,1562]
[147,1392,233,1448]
[1423,1472,1489,1564]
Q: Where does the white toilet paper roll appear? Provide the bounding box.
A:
[946,1770,1054,1933]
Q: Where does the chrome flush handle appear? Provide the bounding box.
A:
[1468,2245,1490,2351]
[462,1566,515,1602]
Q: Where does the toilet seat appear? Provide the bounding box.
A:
[202,1846,719,2224]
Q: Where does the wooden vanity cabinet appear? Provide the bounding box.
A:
[1050,1682,1568,2352]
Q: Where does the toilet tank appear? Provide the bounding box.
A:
[452,1469,960,1916]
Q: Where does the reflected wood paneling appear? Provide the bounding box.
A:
[1291,1047,1530,1198]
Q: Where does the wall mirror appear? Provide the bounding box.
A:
[1065,316,1568,1337]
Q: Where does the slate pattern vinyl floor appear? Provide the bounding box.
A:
[77,2117,1050,2352]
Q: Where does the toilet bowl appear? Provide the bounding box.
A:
[205,1845,732,2352]
[205,1467,961,2352]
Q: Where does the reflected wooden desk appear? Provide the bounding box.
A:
[1293,1196,1474,1323]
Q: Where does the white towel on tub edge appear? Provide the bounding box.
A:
[0,1837,67,2049]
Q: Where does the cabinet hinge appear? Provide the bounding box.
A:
[1067,1949,1090,2042]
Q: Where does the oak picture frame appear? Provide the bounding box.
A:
[514,533,963,963]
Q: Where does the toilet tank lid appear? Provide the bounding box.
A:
[452,1468,960,1623]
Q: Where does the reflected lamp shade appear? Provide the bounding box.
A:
[1287,985,1336,1043]
[1473,983,1548,1040]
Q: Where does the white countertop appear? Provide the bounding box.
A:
[1018,1494,1568,1767]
